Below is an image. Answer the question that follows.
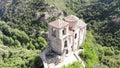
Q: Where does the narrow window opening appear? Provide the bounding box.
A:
[64,40,67,47]
[66,49,68,54]
[62,30,65,35]
[62,28,66,35]
[75,33,77,39]
[52,28,56,37]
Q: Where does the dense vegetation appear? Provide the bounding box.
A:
[0,0,50,68]
[67,0,120,47]
[66,0,120,67]
[80,31,99,68]
[81,31,120,68]
[0,0,120,68]
[0,45,43,68]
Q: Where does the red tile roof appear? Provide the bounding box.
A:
[64,15,79,23]
[72,19,87,30]
[48,19,69,28]
[49,15,87,30]
[64,15,87,30]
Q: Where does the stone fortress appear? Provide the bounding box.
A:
[40,15,87,68]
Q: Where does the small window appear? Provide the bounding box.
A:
[62,28,66,35]
[62,30,65,35]
[75,33,77,39]
[52,28,56,37]
[64,40,67,47]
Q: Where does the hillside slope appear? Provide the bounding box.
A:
[0,0,120,68]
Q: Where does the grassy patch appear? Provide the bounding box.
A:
[62,61,82,68]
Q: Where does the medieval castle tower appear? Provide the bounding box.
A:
[40,15,87,68]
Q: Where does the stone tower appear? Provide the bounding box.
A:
[40,15,87,68]
[48,15,86,55]
[48,19,70,55]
